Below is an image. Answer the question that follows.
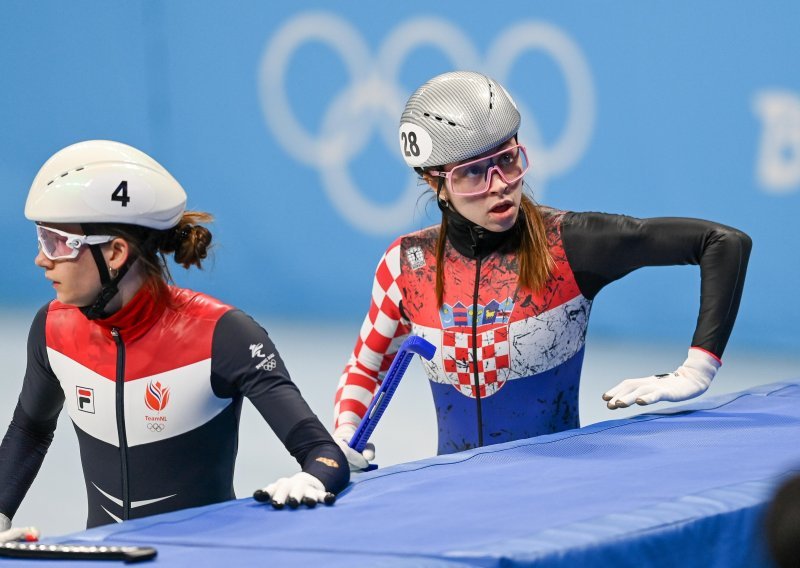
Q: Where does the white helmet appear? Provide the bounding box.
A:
[25,140,186,229]
[398,71,521,169]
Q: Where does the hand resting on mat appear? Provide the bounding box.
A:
[603,348,720,409]
[253,472,336,509]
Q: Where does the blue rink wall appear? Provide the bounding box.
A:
[2,313,799,536]
[10,381,800,567]
[0,1,799,539]
[1,1,799,351]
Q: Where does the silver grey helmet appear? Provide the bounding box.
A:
[398,71,521,169]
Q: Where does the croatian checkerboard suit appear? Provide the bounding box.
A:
[334,207,751,454]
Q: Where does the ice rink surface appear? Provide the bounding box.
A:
[1,310,797,536]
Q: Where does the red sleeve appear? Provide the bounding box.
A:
[333,238,411,432]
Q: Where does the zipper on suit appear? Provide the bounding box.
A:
[470,226,485,448]
[111,327,130,520]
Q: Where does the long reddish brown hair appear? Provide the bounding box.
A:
[433,194,553,306]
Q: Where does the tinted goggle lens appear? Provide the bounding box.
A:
[36,226,113,260]
[445,145,530,196]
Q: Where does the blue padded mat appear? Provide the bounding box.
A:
[5,381,799,567]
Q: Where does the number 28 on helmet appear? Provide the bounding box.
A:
[397,70,522,171]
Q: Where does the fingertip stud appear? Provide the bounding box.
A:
[253,489,271,503]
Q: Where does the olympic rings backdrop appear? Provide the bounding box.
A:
[1,2,798,353]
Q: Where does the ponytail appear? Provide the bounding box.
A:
[156,211,213,269]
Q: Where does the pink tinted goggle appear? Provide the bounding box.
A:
[36,225,114,260]
[429,144,530,196]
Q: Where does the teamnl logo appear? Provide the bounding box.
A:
[753,90,800,194]
[144,380,170,433]
[258,12,595,235]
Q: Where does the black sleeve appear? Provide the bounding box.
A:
[210,310,349,494]
[0,304,64,519]
[562,212,752,357]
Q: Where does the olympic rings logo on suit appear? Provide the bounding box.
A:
[258,12,596,235]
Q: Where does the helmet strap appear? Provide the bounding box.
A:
[435,177,449,212]
[79,229,131,320]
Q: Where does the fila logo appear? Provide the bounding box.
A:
[77,386,95,414]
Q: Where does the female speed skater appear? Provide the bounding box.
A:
[0,140,348,540]
[332,70,751,468]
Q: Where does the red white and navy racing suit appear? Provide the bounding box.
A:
[0,284,348,528]
[334,207,751,455]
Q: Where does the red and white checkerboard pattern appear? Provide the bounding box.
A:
[442,325,510,398]
[334,240,410,433]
